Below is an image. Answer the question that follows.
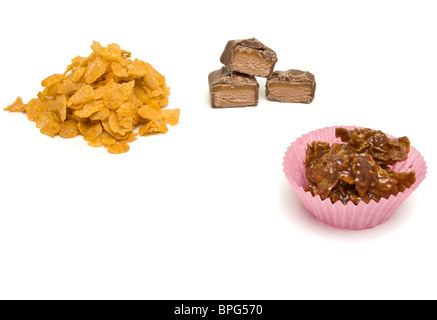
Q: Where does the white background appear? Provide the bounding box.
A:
[0,0,436,300]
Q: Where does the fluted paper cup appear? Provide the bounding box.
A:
[283,126,427,230]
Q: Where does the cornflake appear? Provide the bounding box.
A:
[4,41,179,154]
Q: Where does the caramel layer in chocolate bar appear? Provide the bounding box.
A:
[266,69,316,103]
[220,38,278,78]
[208,67,259,108]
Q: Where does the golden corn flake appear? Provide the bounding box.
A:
[111,62,129,78]
[139,120,169,136]
[59,119,79,139]
[91,41,122,63]
[4,97,26,112]
[127,59,148,78]
[107,143,130,154]
[70,66,87,83]
[90,107,110,121]
[102,134,118,146]
[88,135,104,148]
[104,80,135,110]
[41,74,63,88]
[39,112,61,138]
[162,109,180,126]
[74,100,105,118]
[84,55,108,84]
[68,85,94,106]
[78,120,102,142]
[47,95,67,121]
[119,132,138,144]
[3,41,179,153]
[138,105,162,121]
[26,98,46,122]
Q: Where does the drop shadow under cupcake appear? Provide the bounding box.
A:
[279,180,418,241]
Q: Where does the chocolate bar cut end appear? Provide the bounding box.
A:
[208,67,259,108]
[220,38,278,78]
[266,69,316,103]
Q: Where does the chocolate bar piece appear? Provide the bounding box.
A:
[220,38,278,78]
[208,67,259,108]
[266,69,316,103]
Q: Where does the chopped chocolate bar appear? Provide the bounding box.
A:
[208,67,259,108]
[266,69,316,103]
[220,38,278,78]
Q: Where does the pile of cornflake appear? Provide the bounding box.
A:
[4,41,179,154]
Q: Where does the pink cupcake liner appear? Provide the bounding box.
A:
[283,126,427,230]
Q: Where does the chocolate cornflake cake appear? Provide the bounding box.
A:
[304,128,416,205]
